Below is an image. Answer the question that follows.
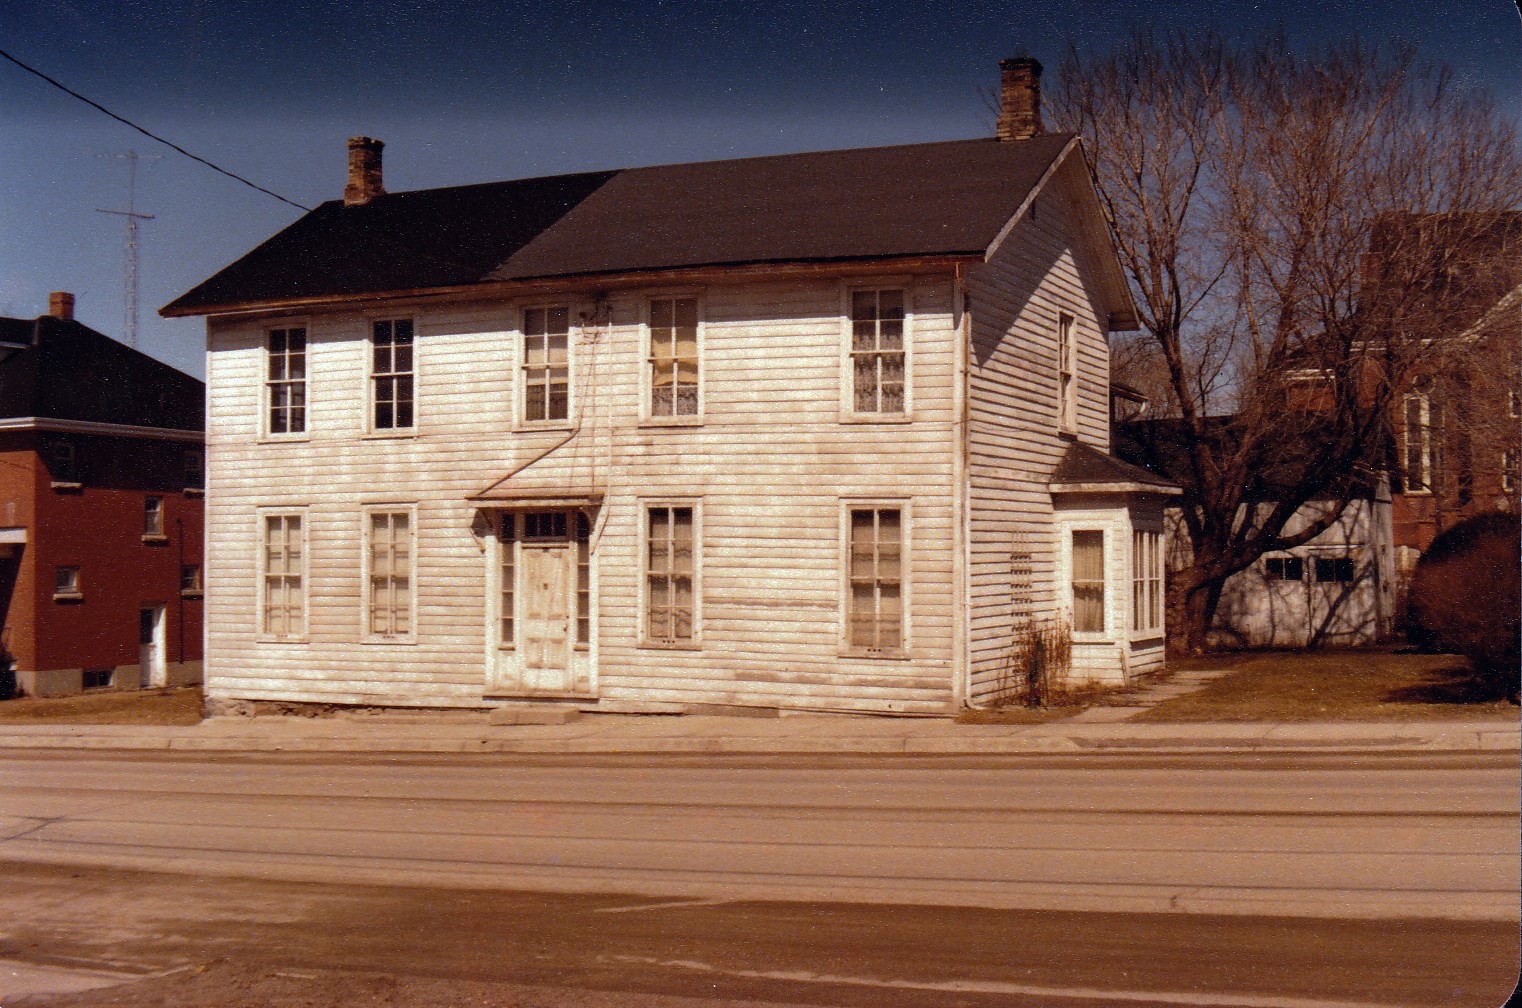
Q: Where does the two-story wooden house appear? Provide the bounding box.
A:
[164,59,1178,717]
[1,293,205,697]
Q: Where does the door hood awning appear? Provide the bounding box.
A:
[467,487,605,508]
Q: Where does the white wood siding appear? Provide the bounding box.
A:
[962,168,1116,704]
[204,275,961,713]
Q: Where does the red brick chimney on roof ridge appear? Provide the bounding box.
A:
[996,57,1044,142]
[47,291,74,320]
[344,136,385,206]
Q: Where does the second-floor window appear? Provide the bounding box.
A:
[182,447,204,490]
[48,440,79,483]
[849,289,906,414]
[1058,312,1077,432]
[371,319,415,430]
[143,496,164,537]
[267,327,307,435]
[522,306,570,423]
[648,297,699,417]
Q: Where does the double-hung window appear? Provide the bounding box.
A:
[262,511,306,638]
[371,319,415,431]
[143,496,164,538]
[648,297,699,418]
[644,505,696,645]
[1403,380,1442,492]
[846,506,904,653]
[849,289,906,415]
[1071,529,1105,634]
[1130,529,1163,635]
[1058,312,1077,432]
[366,509,413,638]
[522,306,570,423]
[266,327,307,435]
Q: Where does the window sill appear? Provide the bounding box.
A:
[52,591,83,603]
[1071,633,1114,645]
[142,534,169,545]
[256,636,309,645]
[638,640,701,651]
[180,590,204,599]
[362,635,418,645]
[639,416,704,428]
[50,481,83,492]
[259,435,310,445]
[839,648,910,661]
[840,413,913,425]
[1128,633,1164,646]
[182,487,205,497]
[363,429,417,441]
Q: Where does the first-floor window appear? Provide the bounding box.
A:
[54,566,80,596]
[262,512,305,638]
[1131,529,1163,634]
[645,506,695,643]
[367,510,413,637]
[1071,530,1105,634]
[1313,556,1355,584]
[180,564,202,594]
[847,507,903,651]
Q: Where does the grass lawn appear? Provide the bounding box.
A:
[0,686,204,726]
[1136,650,1519,722]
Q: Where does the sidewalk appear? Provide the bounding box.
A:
[0,709,1515,755]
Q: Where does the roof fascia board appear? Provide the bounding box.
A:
[983,137,1140,333]
[163,253,981,320]
[0,417,203,443]
[1050,481,1182,495]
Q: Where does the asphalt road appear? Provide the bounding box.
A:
[0,749,1516,921]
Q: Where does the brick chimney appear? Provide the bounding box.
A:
[344,136,385,206]
[996,57,1044,142]
[47,291,75,320]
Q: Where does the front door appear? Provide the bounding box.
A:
[138,605,166,688]
[520,545,571,691]
[486,509,595,696]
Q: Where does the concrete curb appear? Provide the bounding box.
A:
[0,718,1515,755]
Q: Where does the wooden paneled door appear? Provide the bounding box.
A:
[486,509,595,697]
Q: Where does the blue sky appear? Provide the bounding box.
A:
[2,0,1518,378]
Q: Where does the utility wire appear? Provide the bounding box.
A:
[0,47,313,213]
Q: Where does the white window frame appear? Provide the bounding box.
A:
[264,323,309,439]
[1130,527,1164,638]
[258,508,308,641]
[362,504,417,642]
[1402,389,1441,494]
[1065,524,1110,641]
[639,500,700,648]
[518,303,573,427]
[642,293,703,423]
[840,499,911,657]
[1058,311,1078,434]
[143,495,165,539]
[840,283,912,421]
[368,317,416,434]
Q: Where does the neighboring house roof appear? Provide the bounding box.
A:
[1113,419,1386,502]
[1049,439,1180,495]
[0,314,204,433]
[163,133,1134,323]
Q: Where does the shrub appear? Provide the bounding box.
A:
[1408,513,1520,702]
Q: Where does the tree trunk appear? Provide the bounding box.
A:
[1165,567,1225,656]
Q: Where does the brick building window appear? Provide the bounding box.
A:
[143,496,164,537]
[180,564,203,595]
[182,447,204,490]
[54,566,81,598]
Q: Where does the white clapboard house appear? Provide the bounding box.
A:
[164,59,1179,716]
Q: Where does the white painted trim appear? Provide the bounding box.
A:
[0,527,26,544]
[365,314,419,436]
[256,506,310,643]
[838,498,912,658]
[637,498,702,649]
[360,503,419,644]
[838,280,914,423]
[0,417,202,443]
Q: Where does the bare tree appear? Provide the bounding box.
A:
[1049,28,1522,652]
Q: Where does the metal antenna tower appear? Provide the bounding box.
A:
[96,150,160,348]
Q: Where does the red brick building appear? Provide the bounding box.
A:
[0,293,204,696]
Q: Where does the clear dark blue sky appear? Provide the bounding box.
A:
[2,0,1517,377]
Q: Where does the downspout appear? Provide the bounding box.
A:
[951,265,970,711]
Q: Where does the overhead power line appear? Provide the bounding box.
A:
[0,47,313,212]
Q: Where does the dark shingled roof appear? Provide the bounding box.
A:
[1051,439,1180,492]
[0,315,203,431]
[164,134,1076,315]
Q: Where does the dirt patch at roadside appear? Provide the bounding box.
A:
[0,687,203,726]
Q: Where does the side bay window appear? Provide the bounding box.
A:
[846,288,907,416]
[1130,529,1163,636]
[522,305,570,423]
[266,326,307,436]
[1069,529,1106,635]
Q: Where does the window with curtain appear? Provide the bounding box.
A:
[1071,529,1105,633]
